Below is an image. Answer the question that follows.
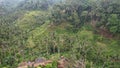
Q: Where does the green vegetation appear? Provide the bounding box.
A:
[0,0,120,68]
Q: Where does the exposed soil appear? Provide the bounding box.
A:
[18,56,68,68]
[91,20,113,38]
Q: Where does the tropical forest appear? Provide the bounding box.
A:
[0,0,120,68]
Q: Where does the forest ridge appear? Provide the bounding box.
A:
[0,0,120,68]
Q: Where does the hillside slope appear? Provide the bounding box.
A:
[0,0,120,68]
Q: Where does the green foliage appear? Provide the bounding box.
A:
[45,64,52,68]
[36,61,57,68]
[0,0,120,68]
[107,14,120,33]
[16,11,50,32]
